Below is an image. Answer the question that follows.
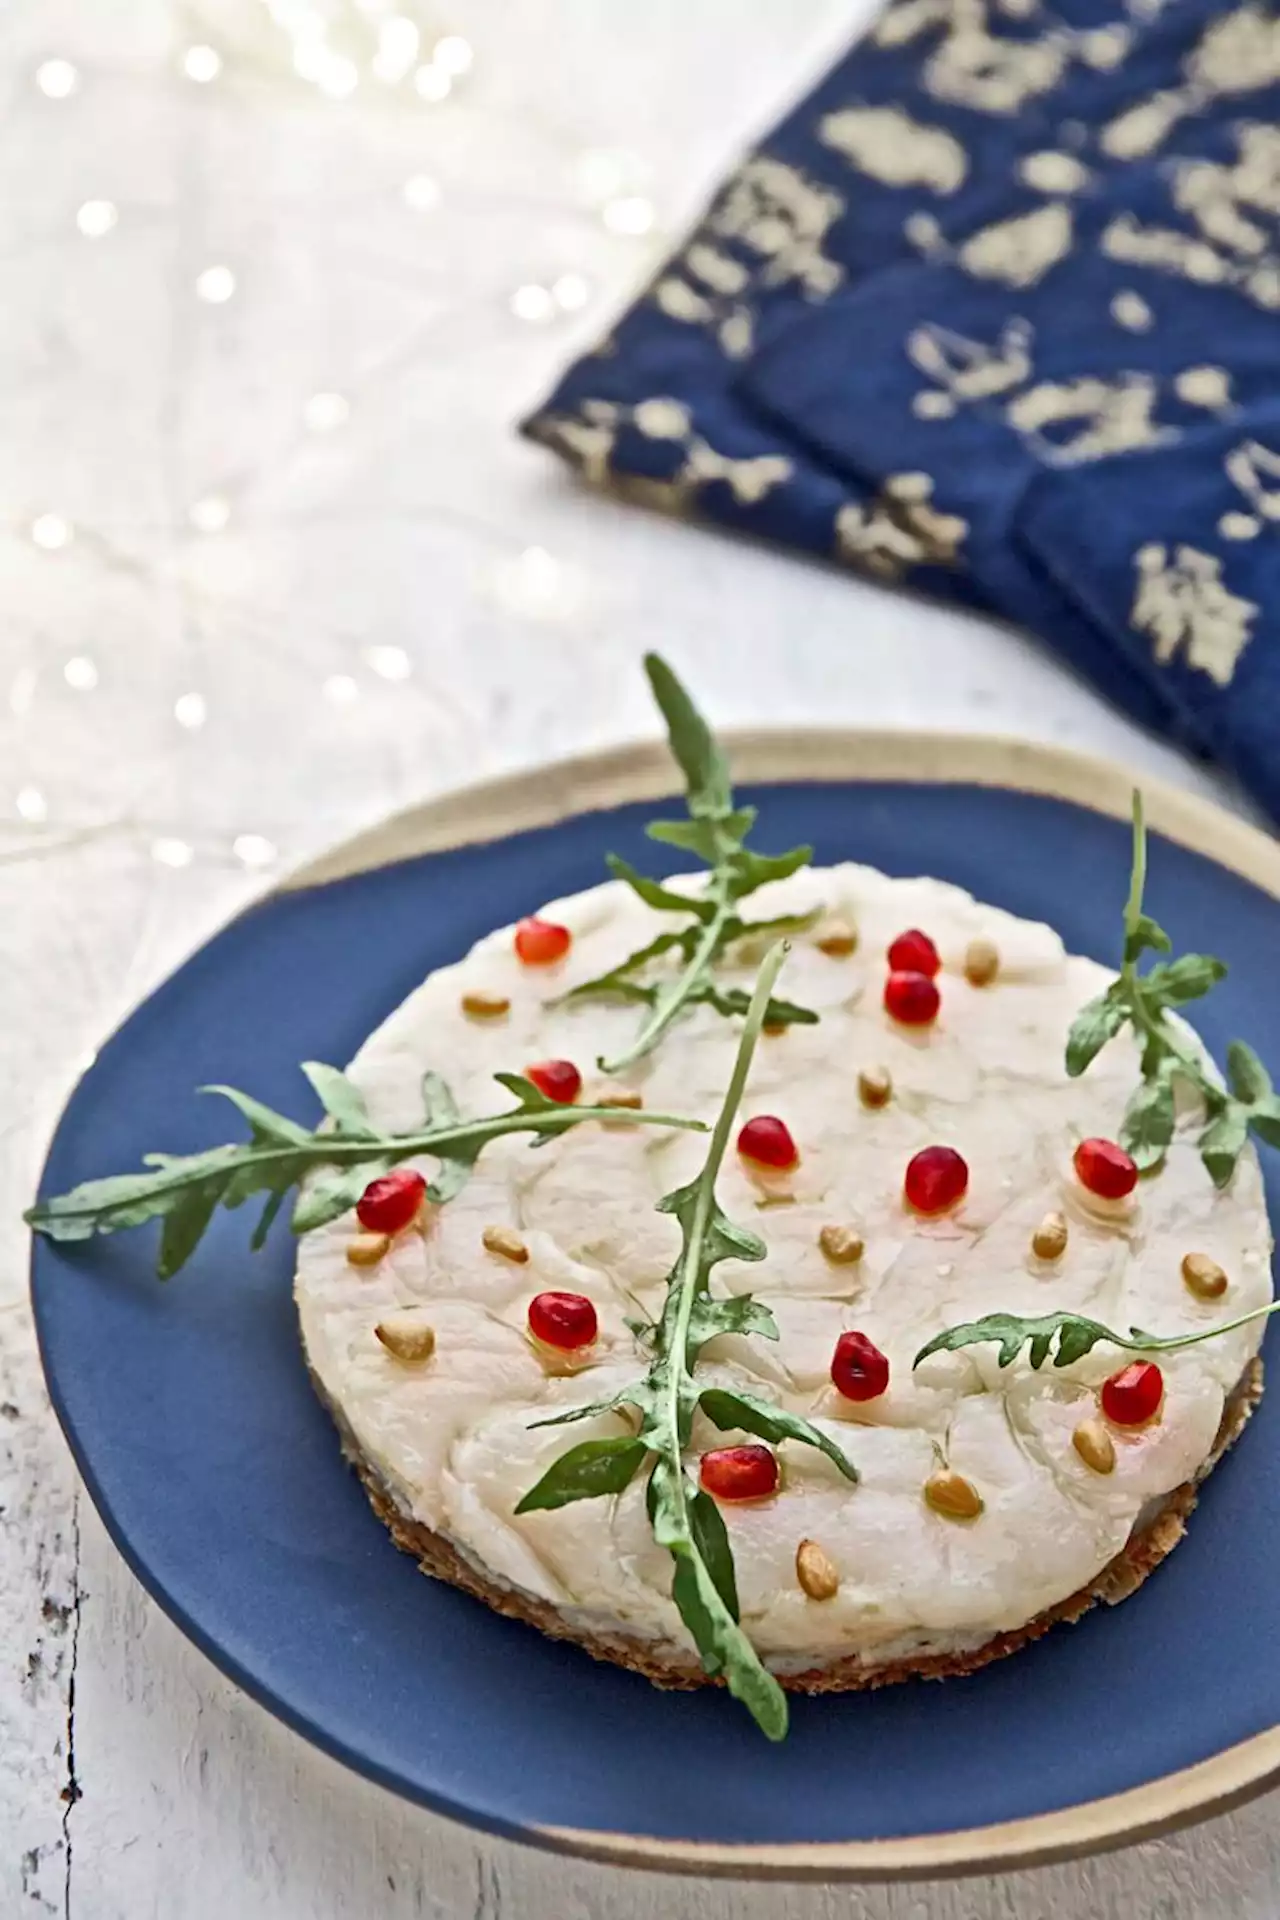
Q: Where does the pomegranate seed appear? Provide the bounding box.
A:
[1074,1137,1138,1200]
[884,970,941,1026]
[737,1115,799,1169]
[904,1145,969,1214]
[356,1168,427,1235]
[831,1331,890,1402]
[887,929,940,977]
[527,1290,598,1351]
[1101,1359,1164,1427]
[526,1058,582,1104]
[700,1444,779,1503]
[514,915,571,965]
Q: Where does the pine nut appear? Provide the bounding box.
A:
[858,1066,893,1108]
[347,1232,391,1268]
[1182,1252,1228,1300]
[924,1469,983,1520]
[482,1225,529,1263]
[1032,1211,1069,1261]
[816,918,858,957]
[795,1538,840,1600]
[1072,1418,1116,1474]
[819,1224,865,1265]
[964,937,1000,986]
[461,990,510,1019]
[375,1315,436,1363]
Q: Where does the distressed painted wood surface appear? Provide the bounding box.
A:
[3,0,1278,1913]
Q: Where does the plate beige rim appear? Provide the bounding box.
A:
[283,727,1280,1881]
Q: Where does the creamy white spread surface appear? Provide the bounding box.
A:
[294,863,1273,1673]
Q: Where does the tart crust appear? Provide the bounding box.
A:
[315,1356,1263,1694]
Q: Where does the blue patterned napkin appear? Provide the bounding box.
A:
[523,0,1280,818]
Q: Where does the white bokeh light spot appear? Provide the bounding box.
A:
[37,59,78,98]
[64,656,98,691]
[183,45,222,83]
[31,514,72,551]
[196,265,236,304]
[76,200,118,239]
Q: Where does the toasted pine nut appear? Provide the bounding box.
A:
[924,1469,983,1520]
[964,938,1000,987]
[795,1538,840,1600]
[347,1232,391,1268]
[1181,1252,1228,1300]
[819,1224,865,1265]
[1072,1419,1116,1474]
[1031,1211,1069,1261]
[375,1315,436,1363]
[858,1066,892,1109]
[482,1225,529,1264]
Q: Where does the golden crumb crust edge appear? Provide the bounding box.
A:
[311,1358,1262,1696]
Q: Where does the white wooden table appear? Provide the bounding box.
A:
[4,2,1278,1913]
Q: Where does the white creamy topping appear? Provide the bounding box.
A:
[294,863,1273,1672]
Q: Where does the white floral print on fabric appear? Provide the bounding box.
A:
[525,397,793,512]
[835,472,967,577]
[1131,542,1257,685]
[1219,439,1280,540]
[818,105,967,192]
[651,156,844,359]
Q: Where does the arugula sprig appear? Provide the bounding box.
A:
[517,944,857,1741]
[1066,791,1280,1186]
[566,654,818,1074]
[26,1067,703,1280]
[914,1301,1280,1373]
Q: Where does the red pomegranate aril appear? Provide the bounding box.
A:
[904,1145,969,1214]
[528,1290,598,1351]
[514,915,571,965]
[1101,1359,1164,1427]
[356,1168,427,1235]
[1074,1137,1139,1200]
[737,1115,799,1169]
[526,1058,582,1104]
[700,1444,779,1503]
[884,970,941,1026]
[887,929,941,978]
[831,1331,890,1403]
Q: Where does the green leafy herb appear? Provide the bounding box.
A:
[26,1069,703,1280]
[565,654,818,1073]
[517,943,856,1742]
[914,1301,1280,1373]
[1065,792,1280,1186]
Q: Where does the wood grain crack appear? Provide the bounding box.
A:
[59,1490,82,1920]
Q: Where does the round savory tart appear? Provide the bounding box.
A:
[294,861,1272,1689]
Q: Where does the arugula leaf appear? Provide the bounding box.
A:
[686,1293,778,1347]
[1200,1108,1250,1190]
[1123,911,1171,966]
[1227,1041,1272,1106]
[291,1162,394,1235]
[567,655,817,1073]
[1143,954,1227,1007]
[649,1454,788,1740]
[518,943,852,1740]
[1065,989,1126,1078]
[1065,791,1276,1186]
[697,1387,859,1484]
[915,1300,1280,1374]
[1119,1069,1177,1171]
[27,1075,704,1278]
[686,1484,739,1618]
[514,1437,648,1513]
[300,1062,375,1137]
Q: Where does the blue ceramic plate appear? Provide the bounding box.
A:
[30,733,1280,1879]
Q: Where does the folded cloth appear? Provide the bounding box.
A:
[522,0,1280,819]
